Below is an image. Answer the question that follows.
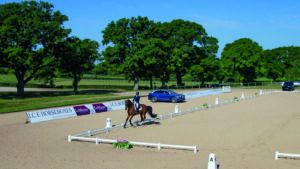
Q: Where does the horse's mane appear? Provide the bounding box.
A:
[126,99,133,104]
[125,99,134,108]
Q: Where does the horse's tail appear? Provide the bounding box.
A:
[147,106,157,118]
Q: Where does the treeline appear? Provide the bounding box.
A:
[0,1,300,97]
[97,17,300,87]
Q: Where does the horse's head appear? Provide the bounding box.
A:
[125,99,131,110]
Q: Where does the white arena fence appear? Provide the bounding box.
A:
[68,135,198,153]
[275,151,300,160]
[70,89,278,138]
[27,87,231,124]
[68,89,280,154]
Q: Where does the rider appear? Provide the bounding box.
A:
[133,91,140,113]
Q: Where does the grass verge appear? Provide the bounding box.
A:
[0,90,131,114]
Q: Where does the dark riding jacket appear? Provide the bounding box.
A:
[133,95,140,104]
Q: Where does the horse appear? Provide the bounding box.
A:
[124,99,157,128]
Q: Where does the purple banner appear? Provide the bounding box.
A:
[92,103,107,113]
[73,105,90,116]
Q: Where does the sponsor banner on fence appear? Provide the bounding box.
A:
[92,103,108,113]
[27,107,77,123]
[27,99,125,123]
[73,105,91,116]
[103,100,125,111]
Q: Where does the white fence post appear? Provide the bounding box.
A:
[275,151,279,160]
[87,130,92,136]
[194,146,198,154]
[215,97,219,105]
[174,104,179,114]
[241,92,245,99]
[68,135,72,142]
[105,118,112,128]
[259,90,263,95]
[159,114,163,120]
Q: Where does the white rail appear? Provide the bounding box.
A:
[275,151,300,160]
[68,135,198,154]
[71,89,278,137]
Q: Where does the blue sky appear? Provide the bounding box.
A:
[1,0,300,56]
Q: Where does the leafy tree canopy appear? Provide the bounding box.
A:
[0,1,70,96]
[221,38,263,82]
[262,46,300,81]
[56,37,99,93]
[102,17,218,87]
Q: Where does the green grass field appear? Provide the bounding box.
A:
[0,73,201,89]
[0,73,284,114]
[0,90,131,114]
[0,73,199,114]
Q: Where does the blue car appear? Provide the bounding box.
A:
[148,89,185,103]
[282,82,294,91]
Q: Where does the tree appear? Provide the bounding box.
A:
[189,57,220,84]
[280,46,300,81]
[131,38,169,88]
[56,37,99,93]
[286,58,300,81]
[93,61,109,76]
[35,63,60,87]
[261,49,286,81]
[102,16,155,89]
[261,46,300,81]
[0,1,70,96]
[221,38,263,82]
[163,19,218,86]
[102,17,218,88]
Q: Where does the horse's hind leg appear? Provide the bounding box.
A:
[143,112,146,121]
[140,113,144,122]
[123,116,129,128]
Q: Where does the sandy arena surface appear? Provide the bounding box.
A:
[0,89,299,169]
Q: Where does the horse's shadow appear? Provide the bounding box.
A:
[135,121,161,127]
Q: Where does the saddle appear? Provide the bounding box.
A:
[135,105,142,112]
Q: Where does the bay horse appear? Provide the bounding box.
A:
[124,99,157,128]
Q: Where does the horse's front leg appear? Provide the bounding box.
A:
[129,115,134,127]
[123,116,129,128]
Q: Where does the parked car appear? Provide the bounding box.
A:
[282,82,294,91]
[148,89,185,103]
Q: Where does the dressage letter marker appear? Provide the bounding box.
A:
[207,153,218,169]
